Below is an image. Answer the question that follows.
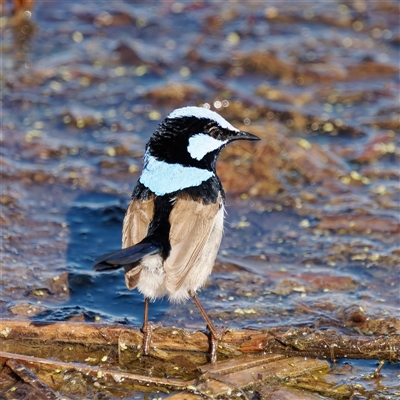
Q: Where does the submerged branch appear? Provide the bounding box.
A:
[0,351,193,391]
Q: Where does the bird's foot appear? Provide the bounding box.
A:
[208,324,228,363]
[141,322,162,356]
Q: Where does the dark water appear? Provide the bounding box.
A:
[1,0,399,397]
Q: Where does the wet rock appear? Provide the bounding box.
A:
[234,50,295,82]
[63,105,104,129]
[142,82,204,105]
[316,214,400,234]
[8,302,47,316]
[347,61,399,80]
[345,132,397,164]
[218,122,349,197]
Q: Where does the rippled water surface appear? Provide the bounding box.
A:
[1,0,399,398]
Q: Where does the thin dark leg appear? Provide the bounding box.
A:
[141,297,152,355]
[189,290,219,363]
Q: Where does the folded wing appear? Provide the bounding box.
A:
[164,195,223,292]
[122,197,155,248]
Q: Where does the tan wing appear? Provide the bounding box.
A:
[122,197,154,290]
[122,197,154,248]
[164,195,222,292]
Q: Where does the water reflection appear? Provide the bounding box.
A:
[63,192,168,324]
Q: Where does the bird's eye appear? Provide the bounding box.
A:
[207,125,220,136]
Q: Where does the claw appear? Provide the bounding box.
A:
[141,321,154,356]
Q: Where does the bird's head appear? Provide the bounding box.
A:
[146,106,260,171]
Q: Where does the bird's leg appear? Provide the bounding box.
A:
[141,297,152,356]
[189,290,219,363]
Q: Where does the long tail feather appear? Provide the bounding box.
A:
[93,241,162,272]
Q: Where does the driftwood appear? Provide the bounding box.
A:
[0,319,398,398]
[0,319,398,362]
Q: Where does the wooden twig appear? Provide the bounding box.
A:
[5,358,60,400]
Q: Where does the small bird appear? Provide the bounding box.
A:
[94,106,259,362]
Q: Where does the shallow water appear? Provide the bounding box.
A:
[1,0,399,398]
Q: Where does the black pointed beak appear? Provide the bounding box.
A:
[228,130,261,141]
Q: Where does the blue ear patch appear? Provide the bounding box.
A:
[187,133,228,161]
[139,152,214,195]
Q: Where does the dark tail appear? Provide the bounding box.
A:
[93,239,162,272]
